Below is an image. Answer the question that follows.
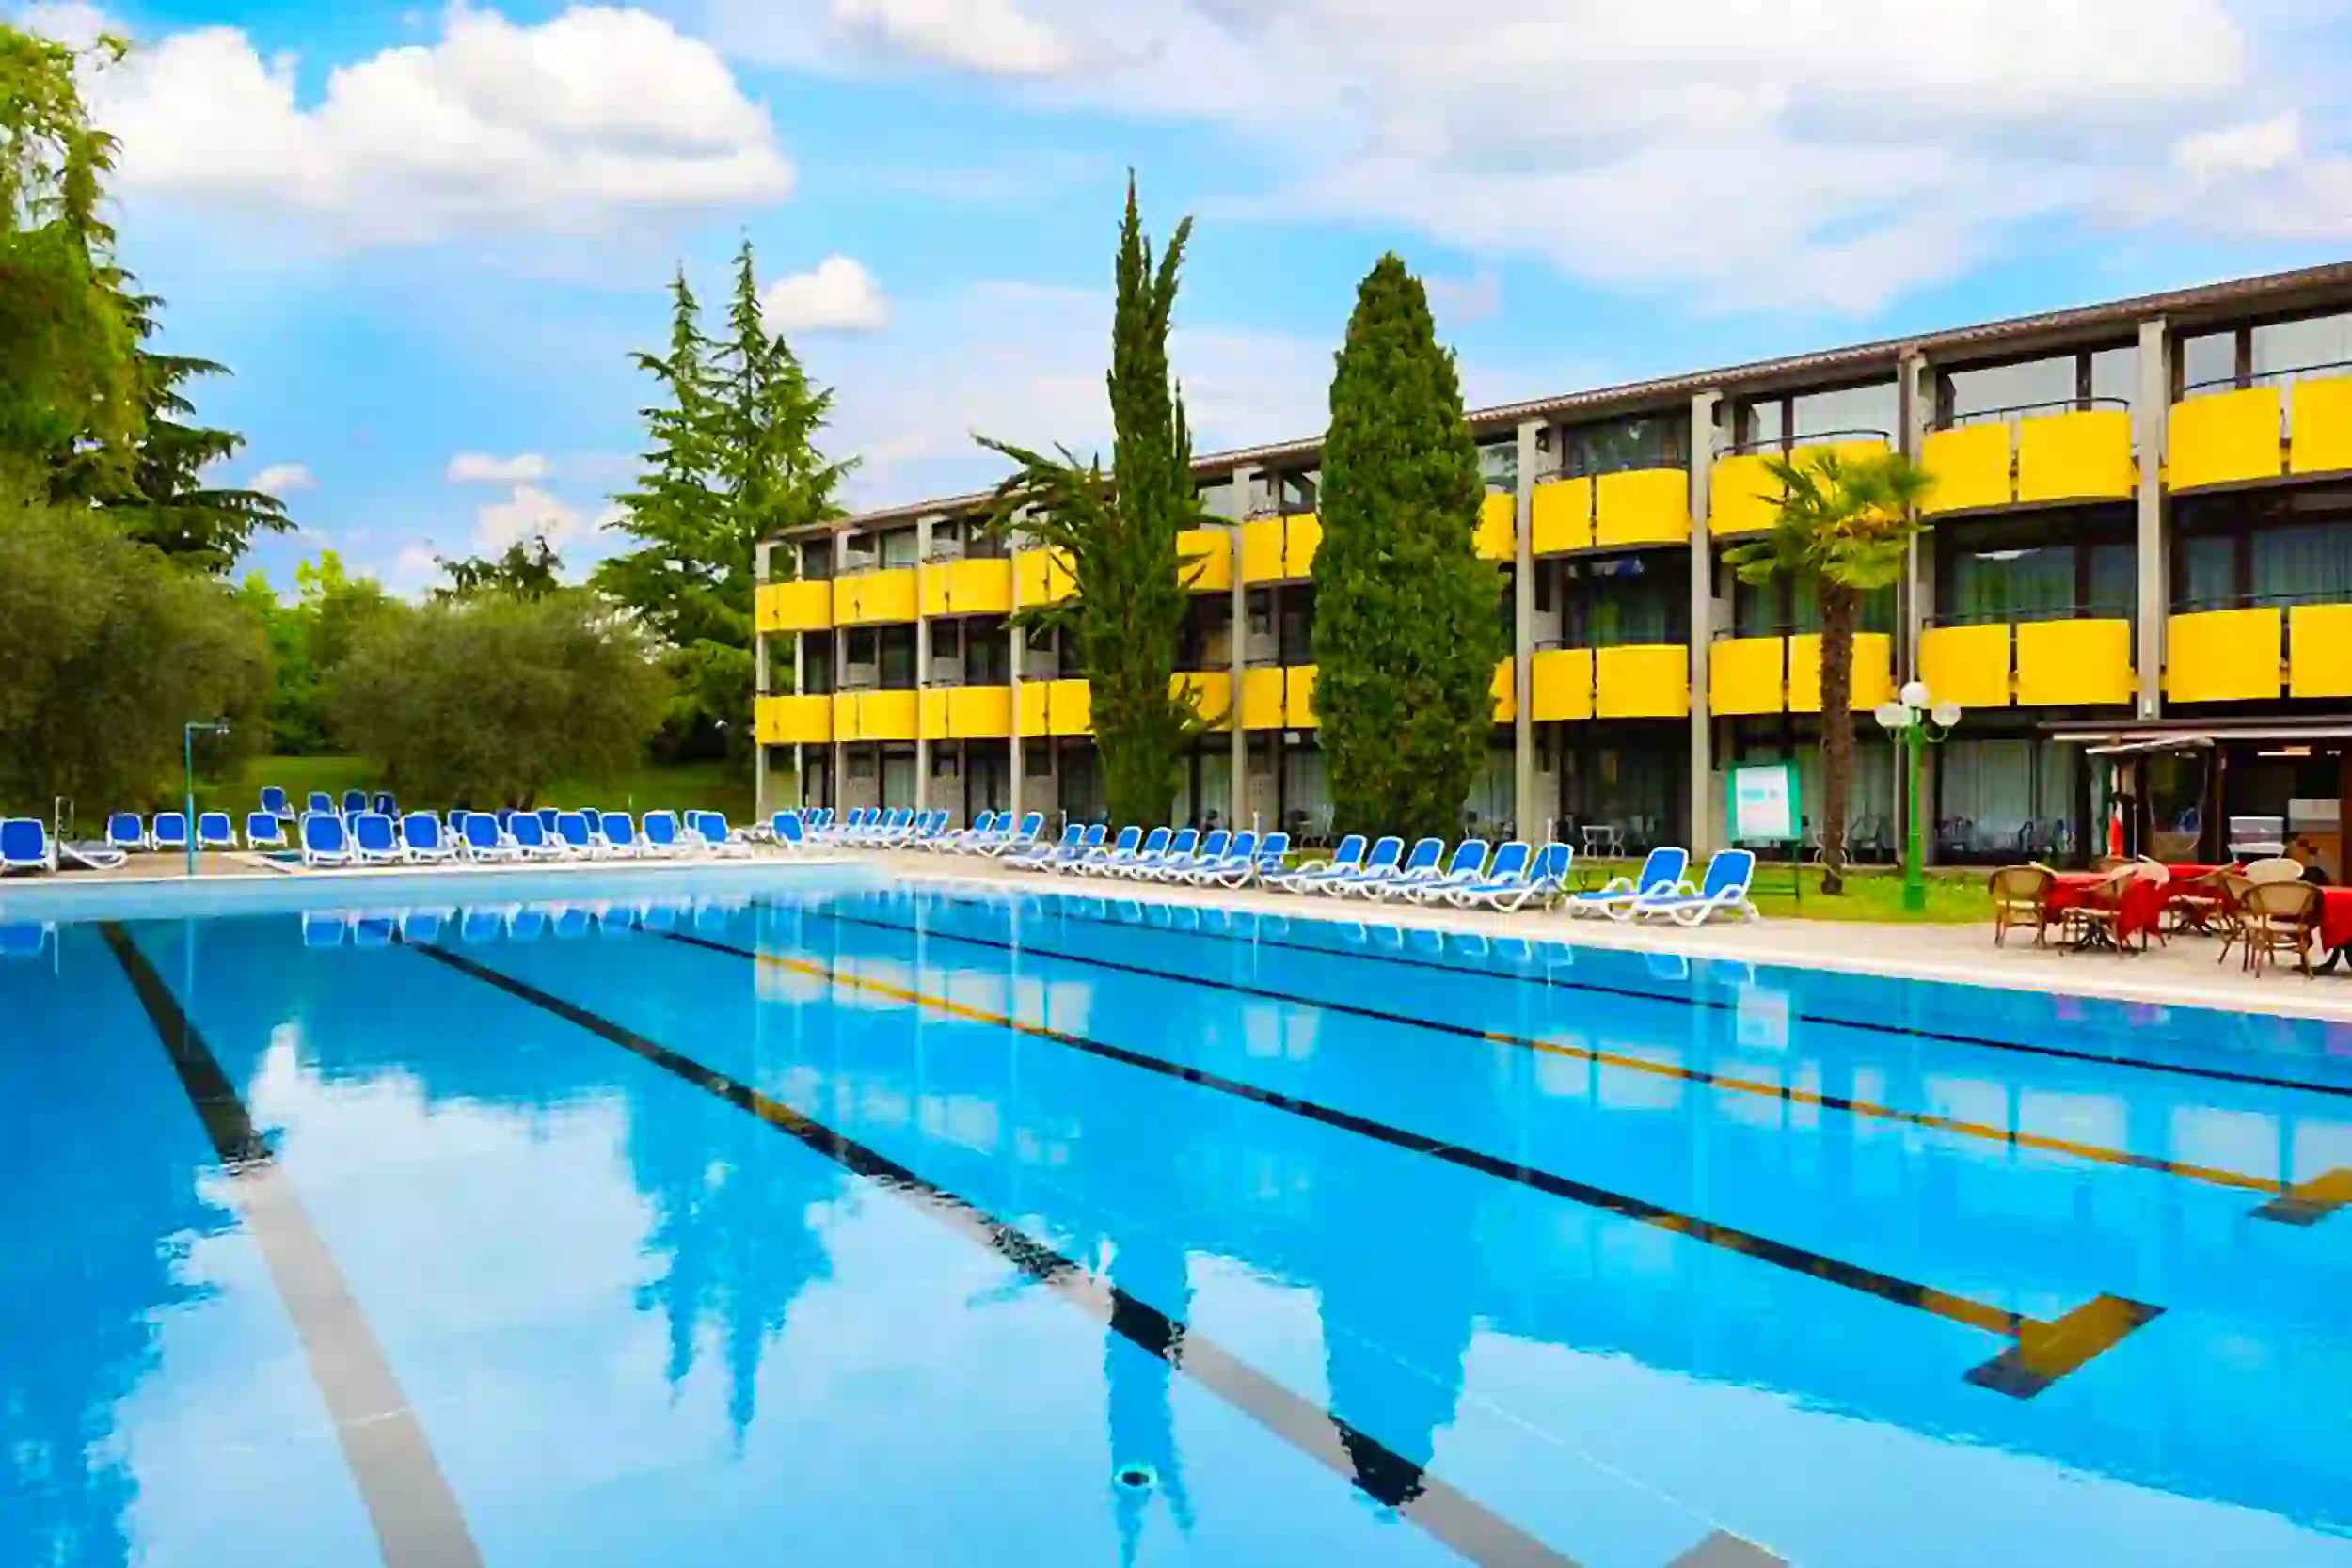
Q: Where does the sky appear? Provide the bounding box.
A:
[25,0,2352,594]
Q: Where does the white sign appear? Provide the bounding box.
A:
[1728,762,1801,846]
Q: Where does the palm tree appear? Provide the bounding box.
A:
[1725,447,1932,895]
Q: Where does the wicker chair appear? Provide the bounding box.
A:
[2062,866,2135,951]
[2242,879,2323,976]
[1988,864,2057,948]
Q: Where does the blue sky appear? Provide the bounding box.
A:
[31,0,2352,593]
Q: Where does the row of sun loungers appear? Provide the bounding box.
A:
[294,808,755,868]
[777,806,1759,923]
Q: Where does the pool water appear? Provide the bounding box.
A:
[8,869,2352,1566]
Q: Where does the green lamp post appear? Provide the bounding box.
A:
[183,719,230,878]
[1873,680,1961,914]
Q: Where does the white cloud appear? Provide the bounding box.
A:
[2177,111,2302,182]
[472,483,583,553]
[248,462,315,496]
[82,4,794,245]
[828,0,1070,74]
[447,451,550,484]
[704,0,2275,312]
[1424,267,1502,325]
[391,543,441,588]
[763,254,891,333]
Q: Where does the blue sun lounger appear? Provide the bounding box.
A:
[299,812,352,869]
[1566,846,1690,920]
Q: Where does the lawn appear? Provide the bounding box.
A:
[199,755,767,825]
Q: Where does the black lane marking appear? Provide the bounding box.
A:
[101,923,484,1568]
[657,923,2161,1396]
[960,889,2352,1101]
[809,905,2304,1209]
[407,939,1587,1568]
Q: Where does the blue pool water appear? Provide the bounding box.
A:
[8,868,2352,1566]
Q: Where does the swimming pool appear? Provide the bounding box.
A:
[8,867,2352,1566]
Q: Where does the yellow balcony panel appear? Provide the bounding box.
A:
[1178,528,1232,594]
[1919,423,2012,515]
[1048,677,1091,736]
[837,568,917,625]
[1531,475,1594,554]
[1708,637,1785,717]
[757,578,834,633]
[1476,493,1516,561]
[1788,632,1895,714]
[2169,388,2284,491]
[859,689,920,741]
[1707,453,1779,537]
[924,557,1014,618]
[948,684,1013,738]
[1013,548,1075,606]
[1918,624,2012,709]
[2290,604,2352,698]
[1530,647,1594,721]
[2015,619,2134,706]
[919,688,950,739]
[1812,436,1892,470]
[1240,666,1285,729]
[2166,608,2283,703]
[1282,514,1323,579]
[756,694,832,745]
[1594,467,1691,549]
[1239,518,1287,583]
[1285,664,1319,729]
[1595,644,1690,720]
[1016,680,1049,736]
[832,691,863,743]
[1490,659,1515,723]
[2017,409,2135,505]
[2290,377,2352,477]
[1171,671,1231,728]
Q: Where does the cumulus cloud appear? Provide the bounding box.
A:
[472,483,583,553]
[703,0,2292,312]
[2177,111,2302,182]
[82,4,794,245]
[447,451,551,483]
[248,462,315,495]
[763,255,890,333]
[828,0,1070,74]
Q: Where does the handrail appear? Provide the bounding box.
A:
[2171,588,2352,612]
[1534,454,1691,483]
[1942,395,2129,429]
[1925,604,2133,628]
[2182,357,2352,397]
[1712,427,1893,459]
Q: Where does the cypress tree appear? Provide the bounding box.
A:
[1312,254,1502,843]
[980,175,1201,827]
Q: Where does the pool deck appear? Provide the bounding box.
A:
[867,849,2352,1025]
[17,846,2352,1023]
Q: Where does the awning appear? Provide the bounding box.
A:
[2047,715,2352,750]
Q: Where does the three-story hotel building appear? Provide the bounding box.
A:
[756,261,2352,874]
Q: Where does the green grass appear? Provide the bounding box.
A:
[199,755,766,825]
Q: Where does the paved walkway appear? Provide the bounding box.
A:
[868,849,2352,1025]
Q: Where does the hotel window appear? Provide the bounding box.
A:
[879,527,921,568]
[2254,312,2352,383]
[2176,531,2236,611]
[2179,330,2239,394]
[1945,356,2076,423]
[1565,555,1684,646]
[2252,522,2352,607]
[1197,476,1242,520]
[802,631,835,694]
[877,625,917,689]
[1790,381,1897,442]
[798,537,834,579]
[964,617,1010,685]
[842,626,878,687]
[841,531,879,572]
[1556,411,1690,477]
[1479,439,1518,492]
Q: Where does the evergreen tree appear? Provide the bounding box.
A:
[1311,253,1502,843]
[596,247,850,759]
[980,176,1203,827]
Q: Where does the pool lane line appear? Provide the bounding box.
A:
[405,940,1605,1568]
[804,905,2326,1218]
[654,923,2161,1398]
[99,923,485,1568]
[981,891,2352,1105]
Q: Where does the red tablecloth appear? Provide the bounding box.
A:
[2047,873,2169,942]
[2165,863,2233,881]
[2324,888,2352,952]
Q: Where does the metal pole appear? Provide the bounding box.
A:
[1903,727,1926,913]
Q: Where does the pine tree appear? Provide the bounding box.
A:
[596,247,850,758]
[979,175,1202,828]
[1312,253,1502,843]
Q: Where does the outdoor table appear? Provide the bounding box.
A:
[2046,873,2166,951]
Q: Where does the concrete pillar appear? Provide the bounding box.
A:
[2136,316,2169,720]
[753,539,771,821]
[1009,518,1025,824]
[1688,390,1721,856]
[1228,465,1256,831]
[1899,352,1935,865]
[914,516,931,814]
[1512,420,1539,841]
